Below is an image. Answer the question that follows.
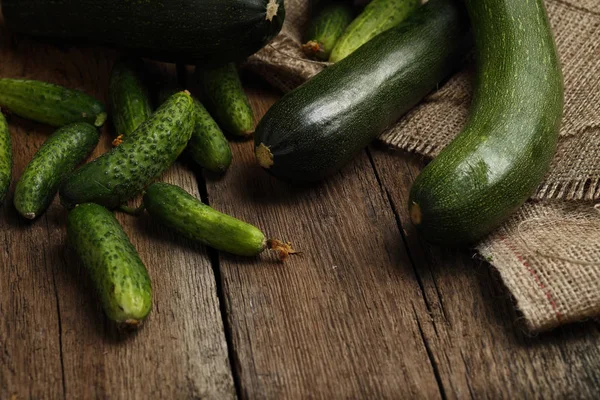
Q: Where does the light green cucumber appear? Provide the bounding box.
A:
[14,123,99,219]
[0,112,11,204]
[59,91,194,209]
[0,78,107,127]
[196,63,255,137]
[329,0,420,62]
[67,203,152,327]
[302,1,354,60]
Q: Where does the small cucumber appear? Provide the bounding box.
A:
[109,58,153,139]
[14,123,99,219]
[67,203,152,327]
[0,78,107,127]
[189,99,232,173]
[143,183,296,259]
[0,112,11,204]
[302,2,354,61]
[59,91,194,209]
[196,63,255,137]
[329,0,420,62]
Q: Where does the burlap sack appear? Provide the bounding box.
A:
[246,0,600,332]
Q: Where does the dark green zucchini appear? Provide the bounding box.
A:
[0,112,11,204]
[0,79,106,128]
[302,2,354,61]
[3,0,285,65]
[254,0,471,182]
[409,0,563,245]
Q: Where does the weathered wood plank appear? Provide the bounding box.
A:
[368,144,600,399]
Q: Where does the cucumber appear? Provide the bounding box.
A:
[143,183,297,259]
[0,79,107,127]
[14,123,99,219]
[0,112,11,204]
[67,203,152,327]
[254,0,471,182]
[3,0,285,66]
[302,2,354,61]
[189,99,233,173]
[109,58,152,139]
[409,0,563,245]
[329,0,420,63]
[196,63,255,137]
[59,91,194,209]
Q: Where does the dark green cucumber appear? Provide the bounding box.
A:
[67,203,152,327]
[143,183,266,257]
[0,79,106,127]
[189,99,233,173]
[196,63,255,137]
[0,112,11,204]
[255,0,471,182]
[14,123,99,219]
[409,0,563,245]
[3,0,285,66]
[59,91,194,209]
[302,2,354,61]
[109,58,152,139]
[329,0,420,62]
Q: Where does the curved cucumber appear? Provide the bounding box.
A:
[255,0,471,182]
[190,99,232,173]
[329,0,420,63]
[143,183,266,257]
[14,123,99,219]
[67,203,152,327]
[0,112,11,204]
[302,2,354,61]
[0,79,106,127]
[109,58,152,138]
[196,63,255,137]
[59,91,194,209]
[409,0,563,245]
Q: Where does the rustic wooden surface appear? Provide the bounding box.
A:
[2,20,600,400]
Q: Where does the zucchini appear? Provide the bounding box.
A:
[0,79,107,128]
[0,112,11,204]
[302,2,354,61]
[329,0,420,63]
[109,58,152,139]
[409,0,563,245]
[254,0,471,182]
[189,99,233,173]
[196,63,255,137]
[3,0,285,65]
[67,203,152,328]
[59,91,194,209]
[143,183,296,259]
[14,123,99,219]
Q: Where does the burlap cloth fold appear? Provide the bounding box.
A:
[246,0,600,332]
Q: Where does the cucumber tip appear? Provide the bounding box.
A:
[410,202,422,226]
[95,112,108,127]
[24,212,36,220]
[255,143,274,169]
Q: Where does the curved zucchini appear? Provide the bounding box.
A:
[329,0,420,63]
[302,2,354,61]
[409,0,563,245]
[67,203,152,327]
[0,112,11,204]
[254,0,471,182]
[3,0,285,66]
[0,79,106,127]
[109,58,152,139]
[14,123,99,219]
[59,91,194,209]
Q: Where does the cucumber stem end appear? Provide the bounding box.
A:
[410,202,422,226]
[267,239,299,262]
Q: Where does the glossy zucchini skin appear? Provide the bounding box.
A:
[302,2,354,61]
[3,0,285,66]
[409,0,563,245]
[0,112,11,204]
[254,0,471,182]
[0,79,106,128]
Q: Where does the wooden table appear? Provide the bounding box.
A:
[1,22,600,400]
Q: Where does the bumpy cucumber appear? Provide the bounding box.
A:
[59,91,194,209]
[329,0,420,62]
[190,99,232,173]
[67,203,152,327]
[14,123,99,219]
[109,58,152,138]
[0,79,107,127]
[196,63,255,137]
[0,112,11,204]
[409,0,563,245]
[302,2,354,61]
